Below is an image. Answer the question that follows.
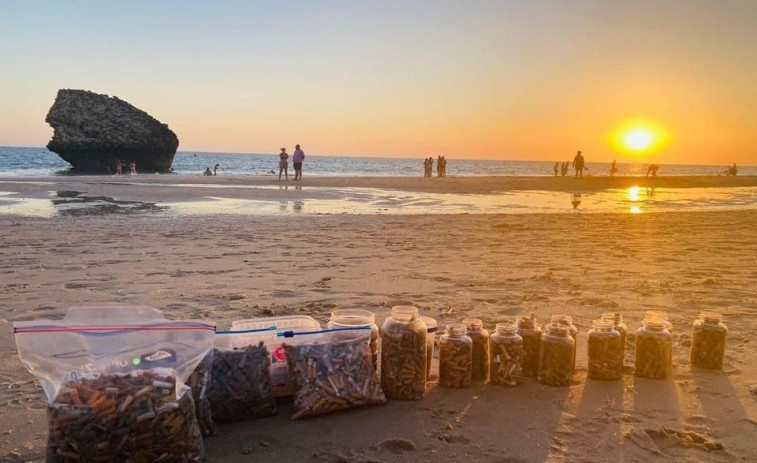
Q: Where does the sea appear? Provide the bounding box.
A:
[0,146,752,178]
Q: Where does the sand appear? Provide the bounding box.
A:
[0,175,756,462]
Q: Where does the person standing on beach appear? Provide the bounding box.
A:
[437,155,443,177]
[115,159,123,175]
[129,161,137,175]
[554,162,559,176]
[278,147,289,180]
[572,151,585,178]
[423,157,430,177]
[292,144,305,180]
[213,163,220,175]
[440,156,447,177]
[610,160,618,177]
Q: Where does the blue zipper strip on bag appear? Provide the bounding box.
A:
[277,325,371,338]
[216,325,277,335]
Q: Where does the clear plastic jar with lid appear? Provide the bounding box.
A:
[538,323,575,386]
[588,319,623,380]
[381,306,427,400]
[550,314,578,373]
[690,312,727,370]
[463,318,489,381]
[419,315,438,379]
[601,312,628,361]
[489,322,523,386]
[634,316,673,379]
[517,313,542,377]
[328,309,379,370]
[439,324,473,388]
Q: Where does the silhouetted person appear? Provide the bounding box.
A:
[572,151,585,178]
[115,159,123,175]
[610,160,618,177]
[646,164,660,178]
[561,162,568,176]
[213,163,220,175]
[437,155,443,177]
[203,167,212,176]
[440,156,447,177]
[729,163,738,176]
[554,162,559,176]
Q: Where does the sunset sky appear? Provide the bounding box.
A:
[2,1,756,165]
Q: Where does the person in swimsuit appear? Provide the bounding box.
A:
[278,147,289,180]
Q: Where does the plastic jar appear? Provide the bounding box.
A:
[634,317,673,379]
[381,306,427,400]
[328,309,379,370]
[463,318,489,381]
[550,314,578,373]
[489,322,524,386]
[601,312,628,362]
[439,324,473,388]
[690,312,727,370]
[587,319,623,380]
[538,323,575,386]
[419,315,438,379]
[517,313,542,377]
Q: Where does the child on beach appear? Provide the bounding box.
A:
[646,164,660,178]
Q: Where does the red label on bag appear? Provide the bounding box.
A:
[273,346,287,363]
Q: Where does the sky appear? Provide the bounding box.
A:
[1,0,756,165]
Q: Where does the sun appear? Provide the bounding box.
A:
[611,120,667,155]
[624,129,654,151]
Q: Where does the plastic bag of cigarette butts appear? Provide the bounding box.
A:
[14,307,215,463]
[206,327,278,422]
[282,326,386,420]
[66,305,218,438]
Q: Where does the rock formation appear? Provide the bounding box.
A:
[46,89,179,173]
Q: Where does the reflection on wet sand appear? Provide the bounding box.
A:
[0,186,755,217]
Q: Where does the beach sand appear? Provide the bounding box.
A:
[1,176,756,462]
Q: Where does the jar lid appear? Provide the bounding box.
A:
[462,318,483,330]
[550,314,574,326]
[330,309,376,324]
[391,305,418,321]
[446,323,467,336]
[700,311,722,324]
[495,322,517,335]
[419,315,438,333]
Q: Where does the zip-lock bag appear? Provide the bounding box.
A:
[207,327,278,421]
[14,314,215,463]
[281,327,386,419]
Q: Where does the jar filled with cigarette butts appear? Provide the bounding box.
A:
[690,312,727,370]
[463,318,489,381]
[587,319,623,380]
[439,324,473,388]
[634,315,673,379]
[601,312,628,361]
[550,314,578,373]
[489,322,523,386]
[381,306,427,400]
[328,309,379,370]
[538,323,575,386]
[419,315,438,379]
[517,313,542,377]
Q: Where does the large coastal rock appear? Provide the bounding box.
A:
[46,89,179,173]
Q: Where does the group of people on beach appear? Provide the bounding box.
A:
[553,151,586,177]
[424,156,447,177]
[203,164,220,176]
[115,159,137,175]
[277,144,305,181]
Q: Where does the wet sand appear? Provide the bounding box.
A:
[0,176,756,462]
